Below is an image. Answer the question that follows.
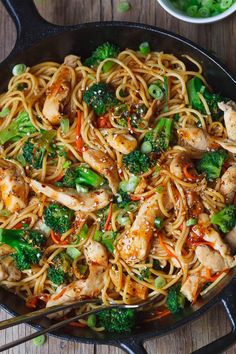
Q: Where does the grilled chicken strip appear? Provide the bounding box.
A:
[106,132,137,154]
[30,179,111,212]
[218,101,236,141]
[83,148,119,194]
[220,166,236,203]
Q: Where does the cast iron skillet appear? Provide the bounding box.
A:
[0,1,236,353]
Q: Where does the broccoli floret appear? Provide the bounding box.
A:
[63,166,104,189]
[211,205,236,233]
[115,190,132,209]
[48,252,72,285]
[22,130,56,169]
[166,283,185,314]
[187,77,225,118]
[84,42,120,69]
[0,228,44,270]
[142,118,173,153]
[97,308,135,333]
[83,83,119,115]
[197,150,227,181]
[123,150,151,174]
[0,111,37,145]
[44,204,75,234]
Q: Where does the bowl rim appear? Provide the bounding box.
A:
[157,0,236,24]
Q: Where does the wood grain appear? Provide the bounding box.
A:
[0,0,235,353]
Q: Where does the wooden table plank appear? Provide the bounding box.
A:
[0,1,235,353]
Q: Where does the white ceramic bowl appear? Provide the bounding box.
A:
[157,0,236,24]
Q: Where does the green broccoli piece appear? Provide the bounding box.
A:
[138,268,150,280]
[0,228,45,270]
[211,205,236,233]
[97,308,135,333]
[63,166,104,189]
[83,83,119,115]
[44,204,75,234]
[22,130,56,169]
[48,252,72,285]
[84,42,120,70]
[197,150,227,181]
[187,77,225,118]
[123,150,151,174]
[142,118,173,153]
[166,283,185,314]
[0,111,37,145]
[115,190,132,209]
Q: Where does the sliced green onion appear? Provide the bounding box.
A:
[186,218,197,227]
[103,61,114,73]
[93,230,103,242]
[117,212,130,226]
[186,5,198,16]
[117,0,131,13]
[154,276,166,289]
[63,160,72,169]
[76,184,89,193]
[78,264,88,274]
[198,6,210,17]
[119,175,140,193]
[156,186,163,193]
[202,0,213,7]
[154,217,164,229]
[139,42,151,55]
[60,118,70,134]
[12,63,26,76]
[141,141,153,154]
[0,107,10,118]
[33,335,46,347]
[66,247,81,259]
[77,224,88,242]
[148,84,164,99]
[0,209,10,217]
[87,314,96,328]
[220,0,233,9]
[101,231,117,253]
[16,153,27,167]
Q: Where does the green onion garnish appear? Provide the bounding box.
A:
[154,217,164,229]
[60,118,70,134]
[141,141,153,154]
[186,218,197,227]
[87,314,96,328]
[148,84,164,99]
[12,63,26,76]
[154,276,166,289]
[117,1,131,13]
[0,107,10,118]
[33,335,46,347]
[139,42,151,55]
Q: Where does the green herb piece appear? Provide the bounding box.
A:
[12,64,26,76]
[139,42,151,55]
[33,335,46,347]
[117,1,131,13]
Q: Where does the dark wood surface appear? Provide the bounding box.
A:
[0,1,235,353]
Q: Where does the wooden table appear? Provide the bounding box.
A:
[0,1,235,353]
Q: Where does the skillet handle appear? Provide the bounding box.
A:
[1,0,61,54]
[192,278,236,354]
[117,339,148,354]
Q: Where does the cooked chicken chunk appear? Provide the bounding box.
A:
[181,274,200,302]
[178,128,211,151]
[47,241,108,307]
[225,226,236,253]
[83,148,119,194]
[30,179,111,212]
[196,245,236,272]
[106,133,137,154]
[63,55,79,68]
[43,66,72,125]
[0,255,21,282]
[170,153,192,179]
[220,166,236,203]
[0,166,29,213]
[216,139,236,154]
[218,101,236,141]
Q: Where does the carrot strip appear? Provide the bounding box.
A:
[50,230,68,245]
[183,163,197,181]
[156,309,171,319]
[159,234,176,258]
[127,117,133,133]
[97,115,112,128]
[53,287,67,301]
[104,202,113,231]
[69,321,87,328]
[76,110,83,154]
[26,296,38,309]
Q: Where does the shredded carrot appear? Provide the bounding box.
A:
[13,218,30,229]
[76,110,83,154]
[159,234,176,258]
[127,117,133,133]
[26,296,38,309]
[51,172,64,183]
[203,269,226,283]
[69,321,87,328]
[50,230,68,245]
[156,309,171,319]
[97,115,112,128]
[183,163,197,181]
[104,202,113,231]
[53,287,67,301]
[192,288,201,304]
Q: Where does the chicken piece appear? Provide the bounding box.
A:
[106,132,137,155]
[178,128,211,151]
[216,139,236,154]
[109,268,148,300]
[117,193,173,265]
[218,101,236,141]
[83,148,119,194]
[220,166,236,203]
[30,179,111,212]
[225,226,236,253]
[170,153,192,179]
[0,166,29,213]
[63,55,79,68]
[180,274,201,302]
[47,241,108,307]
[196,245,236,272]
[186,191,204,218]
[43,66,72,125]
[0,255,21,282]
